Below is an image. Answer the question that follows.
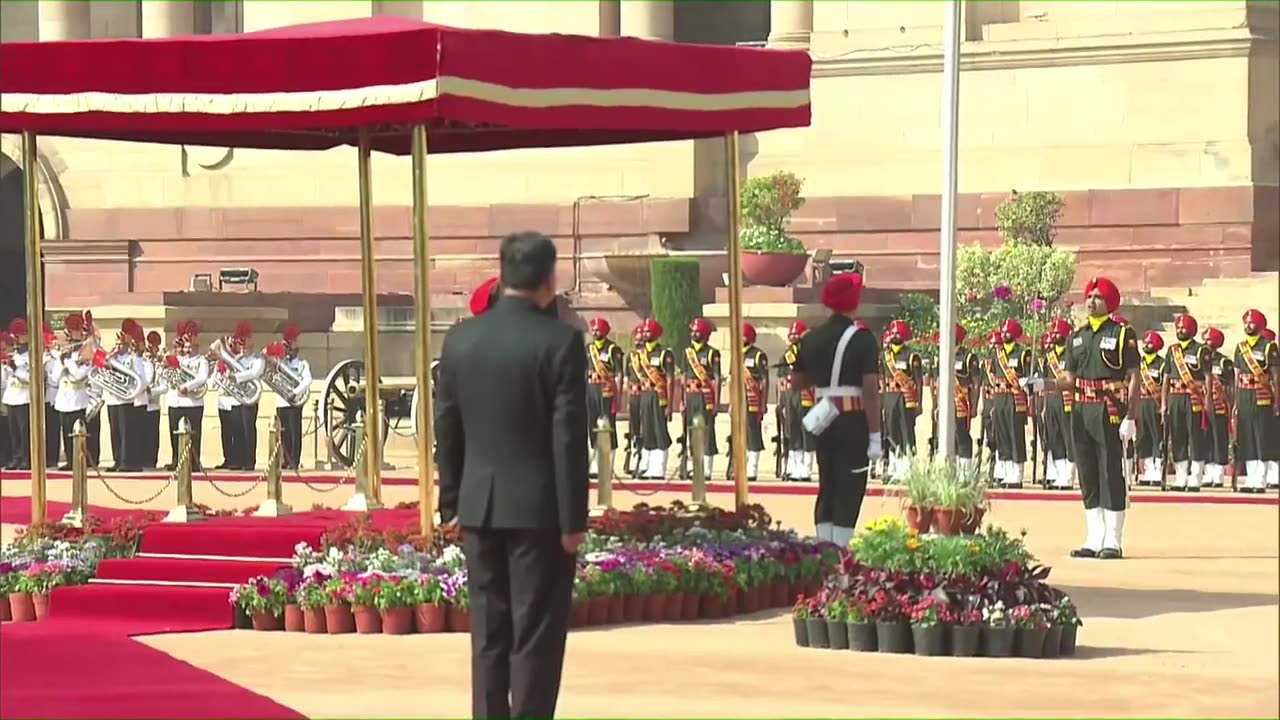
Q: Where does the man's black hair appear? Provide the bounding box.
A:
[499,231,557,292]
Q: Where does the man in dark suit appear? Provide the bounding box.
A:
[435,231,589,720]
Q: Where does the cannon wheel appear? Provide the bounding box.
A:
[320,359,390,469]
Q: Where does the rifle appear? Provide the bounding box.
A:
[676,431,689,481]
[773,400,789,480]
[1159,404,1170,491]
[1230,399,1241,493]
[623,431,640,478]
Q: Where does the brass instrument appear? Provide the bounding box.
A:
[209,338,263,405]
[161,355,209,400]
[86,352,145,421]
[264,354,308,406]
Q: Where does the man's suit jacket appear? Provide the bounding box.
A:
[435,295,589,533]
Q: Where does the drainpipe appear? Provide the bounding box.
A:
[571,194,650,295]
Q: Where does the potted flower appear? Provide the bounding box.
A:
[803,595,829,649]
[372,573,419,635]
[823,592,850,651]
[981,600,1014,657]
[1011,603,1051,658]
[867,590,913,654]
[229,576,288,631]
[739,171,810,287]
[276,568,304,632]
[322,575,356,634]
[909,597,948,656]
[893,456,937,533]
[443,570,470,632]
[12,562,66,621]
[845,595,877,652]
[413,571,448,633]
[628,562,658,622]
[579,564,612,626]
[649,557,682,622]
[791,594,810,647]
[347,573,384,634]
[1053,594,1082,656]
[950,607,982,657]
[0,563,14,622]
[295,573,330,634]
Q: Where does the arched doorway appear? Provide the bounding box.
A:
[0,152,28,325]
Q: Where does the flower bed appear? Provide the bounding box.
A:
[228,503,840,636]
[791,517,1083,658]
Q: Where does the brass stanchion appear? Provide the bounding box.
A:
[253,416,292,517]
[410,123,436,539]
[60,420,89,527]
[164,418,205,523]
[723,131,749,511]
[21,131,48,525]
[590,418,614,516]
[688,414,711,510]
[342,412,382,512]
[355,127,384,505]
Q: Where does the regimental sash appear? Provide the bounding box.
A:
[1045,350,1073,413]
[1139,357,1162,400]
[883,348,919,409]
[1208,355,1230,415]
[588,342,618,397]
[1236,340,1273,406]
[995,347,1029,412]
[1170,344,1204,413]
[633,348,670,406]
[779,345,814,406]
[684,346,718,408]
[743,348,764,415]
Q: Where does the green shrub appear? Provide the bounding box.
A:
[650,257,702,355]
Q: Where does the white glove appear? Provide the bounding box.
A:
[1119,417,1136,442]
[1022,376,1047,393]
[867,432,883,462]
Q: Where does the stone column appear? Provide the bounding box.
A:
[619,1,673,40]
[768,0,813,47]
[141,0,194,38]
[38,0,90,40]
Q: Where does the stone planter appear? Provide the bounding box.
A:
[742,251,808,287]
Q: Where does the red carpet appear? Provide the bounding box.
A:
[0,623,304,719]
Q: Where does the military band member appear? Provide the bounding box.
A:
[630,317,675,478]
[1162,314,1214,491]
[585,317,625,472]
[790,273,882,546]
[778,321,816,481]
[140,331,166,469]
[1234,309,1279,492]
[941,323,981,468]
[3,319,32,470]
[270,324,312,470]
[166,321,209,472]
[41,325,63,469]
[680,318,721,478]
[1136,331,1167,485]
[1041,319,1075,489]
[1200,327,1232,488]
[104,320,145,473]
[987,319,1032,488]
[740,323,769,481]
[226,321,265,471]
[54,313,99,469]
[1031,276,1138,560]
[880,320,923,478]
[0,331,12,468]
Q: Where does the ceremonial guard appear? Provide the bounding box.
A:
[103,320,145,473]
[1031,277,1138,559]
[777,321,816,481]
[987,319,1032,488]
[880,320,923,477]
[585,317,625,472]
[629,317,674,479]
[679,318,721,478]
[54,313,99,469]
[1234,309,1279,492]
[41,325,62,469]
[0,331,11,468]
[3,319,31,470]
[624,325,645,465]
[940,324,981,467]
[268,324,311,470]
[1162,314,1214,491]
[165,321,209,471]
[979,329,1002,461]
[1040,319,1075,489]
[790,274,881,546]
[1201,327,1233,488]
[1136,330,1167,485]
[740,323,769,482]
[140,331,166,469]
[226,321,264,471]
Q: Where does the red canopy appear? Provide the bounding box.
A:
[0,16,811,154]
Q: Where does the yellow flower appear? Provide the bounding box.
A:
[906,538,921,551]
[907,528,920,537]
[967,543,979,554]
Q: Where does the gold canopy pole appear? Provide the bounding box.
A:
[410,125,435,538]
[22,131,47,525]
[724,131,748,510]
[356,128,384,505]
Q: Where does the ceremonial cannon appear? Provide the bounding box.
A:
[320,358,431,469]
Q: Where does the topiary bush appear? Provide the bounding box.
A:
[649,257,703,355]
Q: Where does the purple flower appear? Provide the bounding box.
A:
[1028,297,1046,313]
[992,285,1013,301]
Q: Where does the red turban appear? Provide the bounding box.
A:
[469,276,500,316]
[1243,309,1267,330]
[1263,328,1277,342]
[821,273,863,314]
[1142,330,1165,352]
[1084,276,1121,314]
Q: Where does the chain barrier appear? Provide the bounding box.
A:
[94,434,175,506]
[300,431,361,494]
[201,446,266,499]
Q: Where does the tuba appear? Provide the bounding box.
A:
[86,352,145,421]
[160,355,208,400]
[209,338,263,405]
[263,352,307,406]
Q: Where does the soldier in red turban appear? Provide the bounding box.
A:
[739,323,770,481]
[1163,313,1214,492]
[880,319,923,480]
[628,317,674,479]
[1235,308,1279,492]
[1200,327,1232,488]
[1039,318,1077,490]
[987,318,1032,488]
[1136,330,1167,485]
[679,318,722,479]
[585,317,624,476]
[778,320,816,480]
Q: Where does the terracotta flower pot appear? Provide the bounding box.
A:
[727,589,740,616]
[570,601,590,628]
[959,507,986,535]
[663,592,685,622]
[607,595,626,625]
[303,606,328,634]
[414,603,447,634]
[447,606,471,633]
[586,596,610,626]
[251,611,283,631]
[623,594,645,623]
[353,604,382,634]
[642,593,666,622]
[33,593,49,620]
[283,604,305,632]
[324,604,355,634]
[906,505,932,534]
[700,594,725,619]
[932,507,960,536]
[0,594,11,622]
[681,591,699,620]
[381,606,414,635]
[803,580,821,597]
[771,582,789,608]
[788,580,804,600]
[741,251,809,287]
[8,593,35,622]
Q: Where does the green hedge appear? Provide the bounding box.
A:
[649,257,702,355]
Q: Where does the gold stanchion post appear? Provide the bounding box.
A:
[342,411,382,512]
[723,131,749,510]
[590,418,614,516]
[21,131,47,525]
[355,127,384,504]
[689,414,711,510]
[164,418,205,523]
[61,420,89,527]
[410,124,436,538]
[254,416,292,517]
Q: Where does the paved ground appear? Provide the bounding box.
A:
[4,478,1278,717]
